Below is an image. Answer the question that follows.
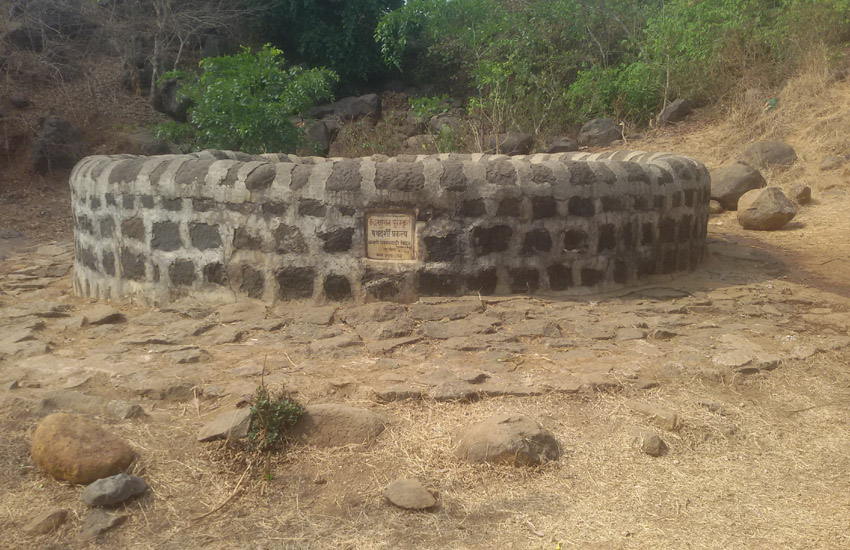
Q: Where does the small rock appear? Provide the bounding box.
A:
[710,162,766,210]
[78,509,127,540]
[544,137,578,153]
[578,118,622,147]
[197,408,252,442]
[458,371,490,384]
[24,508,68,534]
[629,428,668,457]
[658,98,692,124]
[625,400,680,431]
[819,156,845,171]
[454,414,559,465]
[383,478,437,510]
[372,385,422,402]
[709,200,724,214]
[107,400,144,420]
[291,404,386,447]
[31,413,136,484]
[790,183,811,205]
[650,329,678,340]
[741,140,797,169]
[737,187,796,230]
[82,473,147,507]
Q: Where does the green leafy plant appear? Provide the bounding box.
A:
[153,45,337,154]
[248,384,305,479]
[409,94,451,121]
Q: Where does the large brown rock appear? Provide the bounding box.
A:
[485,132,534,155]
[737,187,797,231]
[577,118,622,147]
[741,140,797,169]
[710,162,766,210]
[31,413,135,484]
[291,404,386,448]
[453,414,560,466]
[658,98,692,124]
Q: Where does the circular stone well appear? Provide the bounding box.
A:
[69,149,710,304]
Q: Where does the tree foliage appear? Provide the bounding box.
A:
[252,0,403,89]
[154,45,336,154]
[376,0,850,132]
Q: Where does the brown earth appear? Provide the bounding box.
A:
[2,62,850,550]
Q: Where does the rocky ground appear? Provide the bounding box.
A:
[2,201,850,548]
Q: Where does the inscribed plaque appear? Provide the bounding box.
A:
[365,211,416,260]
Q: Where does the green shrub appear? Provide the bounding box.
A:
[154,45,336,154]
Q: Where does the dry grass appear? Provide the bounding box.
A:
[5,347,850,550]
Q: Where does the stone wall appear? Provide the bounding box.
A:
[69,149,710,304]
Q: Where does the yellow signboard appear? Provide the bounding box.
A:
[365,211,416,260]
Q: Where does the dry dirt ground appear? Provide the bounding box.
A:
[2,77,850,550]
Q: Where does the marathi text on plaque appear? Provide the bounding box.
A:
[365,211,415,260]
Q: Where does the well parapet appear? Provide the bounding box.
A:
[69,150,710,304]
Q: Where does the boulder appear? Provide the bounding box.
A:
[31,117,88,174]
[577,118,622,147]
[544,137,578,153]
[737,187,797,230]
[453,414,559,465]
[304,119,340,157]
[658,99,692,124]
[790,183,812,205]
[31,413,135,484]
[485,132,534,155]
[151,78,192,122]
[310,93,381,122]
[403,134,436,153]
[201,34,232,59]
[291,404,386,447]
[741,140,797,169]
[427,115,462,134]
[710,162,766,210]
[82,473,147,507]
[708,200,724,214]
[116,130,172,156]
[10,95,31,109]
[383,478,437,510]
[5,27,43,52]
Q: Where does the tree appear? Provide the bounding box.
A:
[154,45,337,154]
[255,0,404,89]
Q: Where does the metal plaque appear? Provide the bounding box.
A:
[365,211,416,260]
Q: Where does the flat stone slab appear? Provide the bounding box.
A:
[197,408,252,442]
